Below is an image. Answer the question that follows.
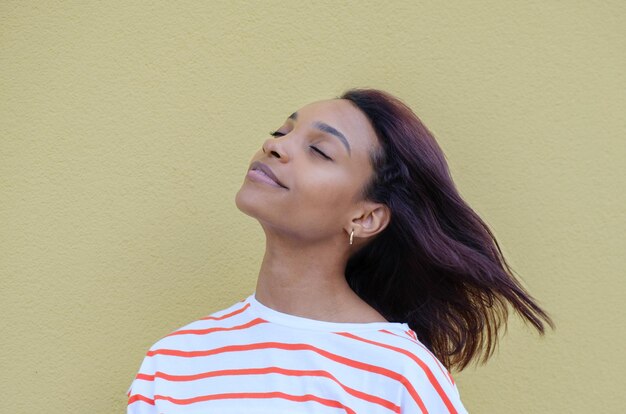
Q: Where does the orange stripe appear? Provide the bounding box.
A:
[166,318,267,336]
[147,341,427,413]
[128,394,154,405]
[379,329,455,386]
[337,332,458,414]
[137,367,399,413]
[200,302,251,320]
[153,391,356,414]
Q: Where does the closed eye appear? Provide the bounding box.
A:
[269,130,333,161]
[309,146,332,160]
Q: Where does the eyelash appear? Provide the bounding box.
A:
[268,130,332,161]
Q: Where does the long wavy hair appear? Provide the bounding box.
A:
[342,88,554,372]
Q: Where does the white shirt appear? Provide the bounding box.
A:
[127,293,469,413]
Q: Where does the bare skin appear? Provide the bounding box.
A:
[235,99,391,323]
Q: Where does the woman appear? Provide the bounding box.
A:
[127,89,553,413]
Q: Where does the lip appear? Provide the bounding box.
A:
[247,161,288,189]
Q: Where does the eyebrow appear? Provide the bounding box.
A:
[288,111,351,156]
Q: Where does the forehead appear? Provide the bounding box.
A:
[293,99,379,153]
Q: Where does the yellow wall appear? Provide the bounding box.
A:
[2,1,624,412]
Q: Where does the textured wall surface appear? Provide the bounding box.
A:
[1,1,624,413]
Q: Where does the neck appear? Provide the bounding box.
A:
[254,230,387,323]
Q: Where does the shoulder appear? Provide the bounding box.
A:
[334,327,451,379]
[127,297,255,397]
[146,296,256,353]
[334,327,468,413]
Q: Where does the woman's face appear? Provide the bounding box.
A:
[235,98,382,243]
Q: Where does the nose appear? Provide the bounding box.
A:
[262,135,290,162]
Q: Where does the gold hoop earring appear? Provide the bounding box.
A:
[349,229,354,245]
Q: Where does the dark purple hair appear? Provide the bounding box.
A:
[341,88,554,371]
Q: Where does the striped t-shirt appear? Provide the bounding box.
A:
[127,293,469,414]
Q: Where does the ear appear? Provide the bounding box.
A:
[348,201,391,242]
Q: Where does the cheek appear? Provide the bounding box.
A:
[294,170,355,213]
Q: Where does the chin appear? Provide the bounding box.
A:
[234,185,263,220]
[234,186,250,212]
[236,187,295,237]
